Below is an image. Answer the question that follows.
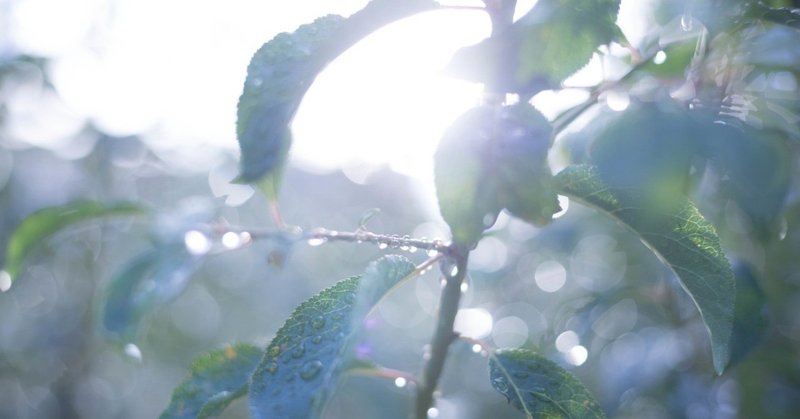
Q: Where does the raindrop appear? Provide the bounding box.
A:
[184,230,211,255]
[460,282,469,293]
[307,237,326,247]
[239,231,253,244]
[680,13,694,31]
[221,231,242,249]
[449,265,459,277]
[408,246,418,253]
[606,91,630,112]
[471,344,482,353]
[310,316,326,330]
[440,278,447,289]
[299,360,323,380]
[566,345,588,366]
[0,271,11,292]
[268,346,281,357]
[266,361,279,375]
[427,407,439,418]
[653,50,667,65]
[292,343,305,359]
[378,242,389,250]
[394,377,407,388]
[124,343,142,361]
[779,218,788,240]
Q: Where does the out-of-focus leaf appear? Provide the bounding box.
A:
[589,102,698,213]
[102,245,203,340]
[249,255,416,419]
[750,3,800,29]
[488,348,605,419]
[161,344,263,419]
[729,260,769,366]
[555,165,735,374]
[446,0,620,97]
[697,120,790,239]
[435,104,557,246]
[2,200,142,283]
[236,0,437,192]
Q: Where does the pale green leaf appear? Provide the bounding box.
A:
[248,255,416,419]
[2,201,142,284]
[161,344,263,419]
[489,348,605,419]
[555,165,735,374]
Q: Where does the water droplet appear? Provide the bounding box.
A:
[378,242,389,250]
[124,343,142,361]
[307,237,326,247]
[449,265,459,277]
[0,270,11,292]
[779,217,788,240]
[311,335,323,344]
[427,407,439,418]
[440,278,447,289]
[460,282,469,293]
[408,246,418,253]
[394,377,407,388]
[292,342,306,359]
[184,230,211,255]
[680,13,694,31]
[266,361,279,375]
[221,231,242,249]
[310,316,326,330]
[239,231,253,244]
[400,245,409,251]
[653,50,667,65]
[427,249,438,257]
[299,360,323,380]
[268,346,281,357]
[471,344,482,353]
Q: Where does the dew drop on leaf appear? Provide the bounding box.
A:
[292,342,306,359]
[266,361,279,375]
[124,343,142,361]
[378,242,389,250]
[310,315,326,330]
[307,237,326,247]
[299,360,323,381]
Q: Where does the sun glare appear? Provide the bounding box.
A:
[291,10,490,180]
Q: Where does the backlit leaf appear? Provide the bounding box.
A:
[236,0,437,191]
[2,200,142,284]
[248,255,416,419]
[489,348,605,419]
[161,344,263,419]
[102,245,203,340]
[555,165,735,374]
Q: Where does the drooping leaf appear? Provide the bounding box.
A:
[102,245,203,340]
[236,0,437,191]
[161,344,263,419]
[555,165,735,374]
[248,255,416,419]
[446,0,621,97]
[2,200,142,284]
[434,104,558,246]
[489,348,605,419]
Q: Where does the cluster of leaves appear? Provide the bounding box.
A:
[3,0,799,418]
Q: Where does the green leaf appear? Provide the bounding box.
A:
[555,165,735,374]
[2,200,142,284]
[102,245,203,340]
[729,260,768,366]
[446,0,620,96]
[489,348,605,419]
[248,255,416,419]
[236,0,437,188]
[434,104,558,246]
[161,344,263,419]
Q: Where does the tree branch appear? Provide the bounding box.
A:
[413,245,469,419]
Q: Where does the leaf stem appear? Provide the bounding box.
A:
[413,245,469,419]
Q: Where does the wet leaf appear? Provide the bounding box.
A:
[236,0,437,192]
[249,255,416,419]
[2,200,142,284]
[102,245,203,340]
[161,344,263,419]
[489,348,605,419]
[729,260,769,365]
[434,104,557,246]
[555,165,735,374]
[446,0,620,96]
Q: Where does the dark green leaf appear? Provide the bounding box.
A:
[161,344,263,419]
[249,255,416,419]
[729,260,769,365]
[555,165,735,374]
[489,348,605,419]
[236,0,437,189]
[2,200,142,284]
[446,0,620,96]
[750,3,800,29]
[102,245,202,340]
[435,104,557,246]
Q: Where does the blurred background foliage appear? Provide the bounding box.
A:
[1,0,800,418]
